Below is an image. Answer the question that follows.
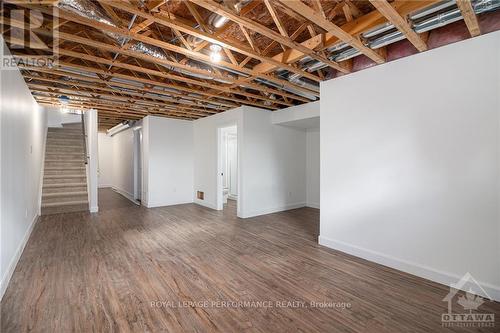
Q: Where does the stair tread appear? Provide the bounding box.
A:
[43,191,87,197]
[43,182,86,188]
[45,174,85,178]
[44,167,85,170]
[42,200,88,207]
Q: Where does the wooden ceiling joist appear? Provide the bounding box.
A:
[189,0,349,73]
[276,0,385,64]
[2,0,486,129]
[456,0,481,37]
[5,2,319,99]
[254,0,441,74]
[369,0,427,52]
[102,1,326,84]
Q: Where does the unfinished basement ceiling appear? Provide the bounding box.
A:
[1,0,499,130]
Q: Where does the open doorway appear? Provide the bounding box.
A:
[217,125,238,211]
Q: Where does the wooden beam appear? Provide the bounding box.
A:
[184,1,210,33]
[24,74,221,114]
[254,0,440,74]
[277,0,385,64]
[21,65,236,109]
[369,0,427,52]
[4,1,321,96]
[3,14,300,106]
[189,0,349,73]
[104,1,326,82]
[263,0,289,38]
[456,0,481,37]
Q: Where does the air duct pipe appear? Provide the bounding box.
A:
[56,0,234,83]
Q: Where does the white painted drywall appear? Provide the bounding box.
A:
[193,106,307,218]
[84,109,98,212]
[241,107,306,217]
[306,128,320,209]
[46,106,81,127]
[271,101,320,126]
[97,132,114,187]
[320,31,500,300]
[0,38,47,299]
[193,107,244,211]
[142,116,194,207]
[111,128,135,201]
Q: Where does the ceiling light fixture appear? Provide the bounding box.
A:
[209,44,222,63]
[59,95,70,105]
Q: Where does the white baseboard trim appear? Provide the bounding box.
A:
[241,202,306,218]
[146,200,193,208]
[306,202,320,209]
[0,214,39,301]
[98,184,112,188]
[318,235,500,302]
[112,187,140,205]
[194,199,217,210]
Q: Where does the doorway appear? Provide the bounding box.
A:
[217,125,238,211]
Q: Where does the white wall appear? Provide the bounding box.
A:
[84,109,98,212]
[111,128,135,201]
[320,31,500,300]
[1,38,47,299]
[193,106,307,218]
[241,108,306,217]
[193,107,244,211]
[97,132,114,187]
[142,116,194,207]
[306,128,320,208]
[46,107,81,127]
[272,101,320,126]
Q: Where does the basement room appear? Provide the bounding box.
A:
[1,0,499,332]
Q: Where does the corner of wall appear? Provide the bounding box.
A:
[0,214,40,301]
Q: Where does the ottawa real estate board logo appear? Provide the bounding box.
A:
[1,1,59,70]
[442,272,495,328]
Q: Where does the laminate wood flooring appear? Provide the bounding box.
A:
[1,189,499,332]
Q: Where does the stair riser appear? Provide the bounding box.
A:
[44,177,87,185]
[45,163,85,169]
[46,139,83,146]
[43,186,87,194]
[47,129,82,134]
[47,132,83,137]
[41,203,88,215]
[42,194,88,204]
[44,169,86,175]
[45,153,86,160]
[46,148,84,154]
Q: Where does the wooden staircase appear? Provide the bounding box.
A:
[41,123,89,215]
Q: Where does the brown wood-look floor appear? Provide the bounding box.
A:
[1,189,499,332]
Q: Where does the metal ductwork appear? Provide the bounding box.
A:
[57,0,230,83]
[411,0,500,33]
[296,0,500,74]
